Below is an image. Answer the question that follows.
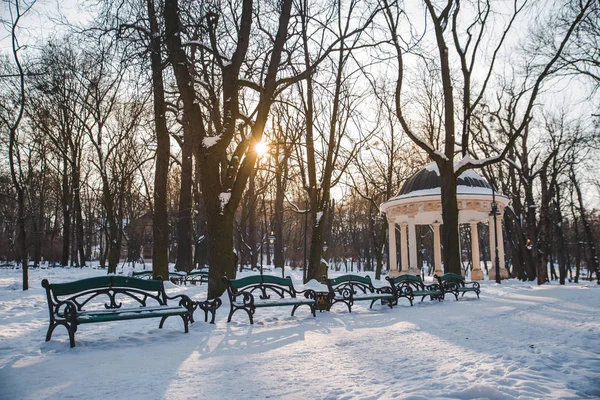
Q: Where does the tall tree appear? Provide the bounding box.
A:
[0,0,36,289]
[298,0,377,282]
[146,0,171,280]
[381,0,595,279]
[164,0,300,298]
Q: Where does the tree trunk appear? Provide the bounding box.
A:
[147,0,170,281]
[273,145,287,270]
[73,166,86,267]
[61,161,71,267]
[538,169,551,284]
[503,207,527,280]
[439,163,461,274]
[306,206,328,282]
[175,125,194,272]
[572,166,599,281]
[17,189,28,289]
[206,205,235,299]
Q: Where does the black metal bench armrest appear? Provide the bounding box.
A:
[463,281,480,290]
[54,299,79,324]
[166,293,194,309]
[231,291,255,307]
[195,298,222,324]
[298,288,316,300]
[376,286,393,295]
[424,283,442,292]
[331,287,353,301]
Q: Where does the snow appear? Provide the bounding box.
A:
[391,185,504,200]
[218,192,231,212]
[1,266,599,399]
[387,162,507,202]
[202,136,221,148]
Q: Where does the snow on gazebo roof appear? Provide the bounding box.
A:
[380,162,509,219]
[392,162,506,200]
[398,162,492,196]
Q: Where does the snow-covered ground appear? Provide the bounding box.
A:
[0,265,599,399]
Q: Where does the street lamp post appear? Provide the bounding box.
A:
[420,243,425,279]
[267,232,275,278]
[490,187,501,284]
[323,242,328,273]
[303,200,308,283]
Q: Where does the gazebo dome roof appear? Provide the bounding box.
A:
[396,162,493,199]
[380,162,509,221]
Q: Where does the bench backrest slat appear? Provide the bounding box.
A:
[50,276,113,296]
[224,275,298,301]
[438,273,464,283]
[44,276,165,304]
[112,276,164,292]
[228,275,293,290]
[389,274,423,285]
[327,274,376,295]
[131,271,153,278]
[388,274,428,292]
[328,274,371,287]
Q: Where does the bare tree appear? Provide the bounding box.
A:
[381,0,595,280]
[164,0,303,298]
[0,0,36,289]
[297,0,379,282]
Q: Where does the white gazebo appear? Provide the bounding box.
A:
[380,163,510,281]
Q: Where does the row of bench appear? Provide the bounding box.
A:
[41,272,478,347]
[222,273,480,324]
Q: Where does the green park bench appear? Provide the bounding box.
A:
[185,269,209,285]
[325,274,394,312]
[386,274,444,306]
[130,270,186,285]
[435,273,481,300]
[222,275,316,324]
[42,276,195,347]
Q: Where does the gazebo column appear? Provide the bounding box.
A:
[470,222,483,280]
[388,219,400,278]
[497,215,508,279]
[408,216,419,275]
[433,223,443,277]
[400,223,409,274]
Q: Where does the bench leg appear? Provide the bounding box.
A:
[181,315,189,333]
[227,306,253,324]
[226,307,235,323]
[46,321,77,348]
[45,323,58,342]
[291,304,316,318]
[345,301,352,313]
[68,327,76,348]
[159,316,168,329]
[196,299,220,324]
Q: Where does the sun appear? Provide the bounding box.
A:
[255,140,270,157]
